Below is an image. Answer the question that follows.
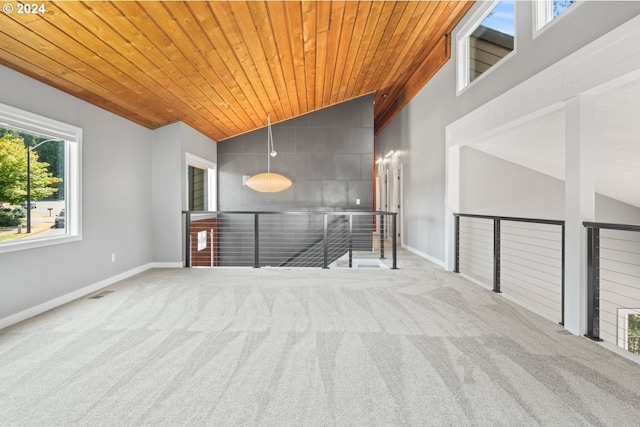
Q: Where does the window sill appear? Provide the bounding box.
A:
[0,234,81,254]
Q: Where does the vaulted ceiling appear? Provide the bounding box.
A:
[0,1,473,141]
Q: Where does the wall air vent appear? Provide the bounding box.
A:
[88,291,114,299]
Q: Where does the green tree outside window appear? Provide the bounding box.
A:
[0,133,61,205]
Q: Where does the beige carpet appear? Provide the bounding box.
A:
[1,249,640,426]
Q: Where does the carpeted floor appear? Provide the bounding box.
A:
[1,249,640,426]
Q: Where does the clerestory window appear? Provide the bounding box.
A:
[534,0,579,33]
[457,0,515,92]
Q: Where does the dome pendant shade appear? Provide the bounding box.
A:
[246,113,292,193]
[245,172,292,193]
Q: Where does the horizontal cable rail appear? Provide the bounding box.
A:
[183,210,398,270]
[458,216,494,286]
[584,222,640,358]
[454,213,565,325]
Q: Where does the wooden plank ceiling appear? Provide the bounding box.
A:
[0,1,473,141]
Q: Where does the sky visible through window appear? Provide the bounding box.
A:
[553,0,575,18]
[481,0,576,36]
[480,1,515,36]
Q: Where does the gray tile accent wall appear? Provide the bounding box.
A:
[218,94,374,212]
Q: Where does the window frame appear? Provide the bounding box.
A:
[456,0,517,94]
[185,152,217,212]
[533,0,581,37]
[0,102,82,254]
[617,308,640,353]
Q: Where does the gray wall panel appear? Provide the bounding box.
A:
[335,154,362,180]
[322,181,348,207]
[218,94,374,212]
[348,181,374,208]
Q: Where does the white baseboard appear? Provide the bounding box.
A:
[458,273,560,325]
[597,340,640,366]
[152,262,184,268]
[459,273,493,292]
[0,263,159,330]
[402,244,447,269]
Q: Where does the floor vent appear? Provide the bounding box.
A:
[89,291,114,299]
[556,330,572,335]
[357,264,382,269]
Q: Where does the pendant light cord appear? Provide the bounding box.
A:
[267,113,275,173]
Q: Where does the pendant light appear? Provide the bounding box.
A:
[246,113,292,193]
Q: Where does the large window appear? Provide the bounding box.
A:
[457,0,515,92]
[0,102,81,253]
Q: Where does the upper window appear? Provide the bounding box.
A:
[0,102,81,253]
[457,1,515,92]
[534,0,578,33]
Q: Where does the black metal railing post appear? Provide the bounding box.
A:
[454,214,460,273]
[392,213,398,270]
[586,226,601,341]
[254,213,260,268]
[323,213,329,269]
[348,215,353,268]
[185,212,191,268]
[456,213,565,325]
[493,218,501,293]
[560,225,565,325]
[380,214,385,259]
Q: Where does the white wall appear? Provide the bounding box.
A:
[376,1,640,265]
[376,60,459,264]
[459,147,640,224]
[0,66,217,326]
[179,122,218,211]
[151,122,217,265]
[460,147,565,219]
[596,194,640,225]
[151,123,182,264]
[0,65,154,323]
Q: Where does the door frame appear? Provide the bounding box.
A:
[393,164,403,245]
[185,152,217,211]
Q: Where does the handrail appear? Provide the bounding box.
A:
[583,221,640,232]
[583,221,640,344]
[454,213,564,226]
[454,212,565,324]
[184,210,398,216]
[183,210,398,269]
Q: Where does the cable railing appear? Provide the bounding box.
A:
[454,213,565,324]
[277,215,349,267]
[584,222,640,357]
[183,210,398,270]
